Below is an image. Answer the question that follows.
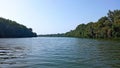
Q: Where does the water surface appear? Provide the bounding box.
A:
[0,37,120,68]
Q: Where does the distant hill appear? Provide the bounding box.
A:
[0,17,37,38]
[65,10,120,39]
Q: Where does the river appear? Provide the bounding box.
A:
[0,37,120,68]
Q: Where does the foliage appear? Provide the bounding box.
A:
[65,10,120,39]
[0,17,37,38]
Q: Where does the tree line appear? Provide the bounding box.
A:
[38,33,65,37]
[65,10,120,39]
[0,17,37,38]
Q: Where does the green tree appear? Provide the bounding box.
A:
[65,10,120,39]
[0,17,37,38]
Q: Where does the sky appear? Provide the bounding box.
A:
[0,0,120,34]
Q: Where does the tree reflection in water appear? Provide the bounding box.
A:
[0,45,27,67]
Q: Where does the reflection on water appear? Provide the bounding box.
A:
[0,46,25,59]
[0,37,120,68]
[97,41,120,68]
[0,46,27,67]
[0,38,28,68]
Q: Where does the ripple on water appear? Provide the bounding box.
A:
[0,37,120,68]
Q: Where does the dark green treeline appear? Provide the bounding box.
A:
[0,17,37,38]
[65,10,120,39]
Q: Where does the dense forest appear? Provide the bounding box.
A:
[0,17,37,38]
[65,10,120,39]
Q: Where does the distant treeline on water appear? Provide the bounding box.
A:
[38,33,65,37]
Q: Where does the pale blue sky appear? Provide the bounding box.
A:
[0,0,120,34]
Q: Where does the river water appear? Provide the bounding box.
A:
[0,37,120,68]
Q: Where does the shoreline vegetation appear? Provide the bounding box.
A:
[0,10,120,39]
[39,10,120,40]
[0,17,37,38]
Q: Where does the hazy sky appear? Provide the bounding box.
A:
[0,0,120,34]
